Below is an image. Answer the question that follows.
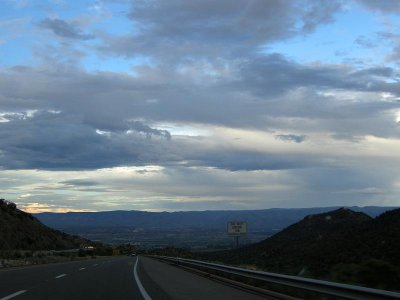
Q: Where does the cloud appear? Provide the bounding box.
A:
[385,44,400,62]
[3,159,400,211]
[7,0,30,9]
[18,202,94,213]
[0,49,399,172]
[355,0,400,13]
[38,18,95,40]
[60,179,99,187]
[236,54,396,96]
[0,110,174,170]
[372,32,400,62]
[98,0,342,60]
[354,35,377,48]
[2,0,400,210]
[129,121,171,140]
[2,54,398,131]
[0,107,321,172]
[275,134,307,143]
[18,193,31,198]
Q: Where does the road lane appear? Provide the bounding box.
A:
[0,257,142,300]
[134,257,152,300]
[139,256,268,300]
[1,255,273,300]
[0,290,26,300]
[0,257,113,298]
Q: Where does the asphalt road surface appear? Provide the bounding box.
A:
[0,256,268,300]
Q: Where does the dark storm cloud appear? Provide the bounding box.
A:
[38,18,95,40]
[0,111,174,170]
[0,108,320,171]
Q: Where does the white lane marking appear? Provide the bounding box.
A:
[79,267,86,271]
[93,264,98,267]
[134,257,152,300]
[55,274,66,279]
[0,290,27,300]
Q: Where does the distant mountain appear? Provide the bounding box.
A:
[0,199,103,251]
[201,208,400,291]
[34,206,397,232]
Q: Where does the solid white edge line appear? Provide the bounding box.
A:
[0,290,27,300]
[55,274,66,279]
[134,257,152,300]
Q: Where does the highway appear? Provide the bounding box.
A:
[0,256,268,300]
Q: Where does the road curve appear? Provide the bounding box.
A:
[0,256,268,300]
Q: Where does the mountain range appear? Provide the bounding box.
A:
[35,206,397,231]
[3,198,399,290]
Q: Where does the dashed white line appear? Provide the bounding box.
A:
[134,257,152,300]
[93,264,98,267]
[55,274,67,279]
[0,290,27,300]
[79,267,86,271]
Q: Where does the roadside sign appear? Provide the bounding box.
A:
[227,221,247,236]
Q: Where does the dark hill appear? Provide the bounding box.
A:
[204,208,372,273]
[352,208,400,266]
[259,207,371,246]
[253,208,372,273]
[0,199,99,251]
[200,208,400,291]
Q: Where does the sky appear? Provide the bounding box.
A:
[1,0,400,213]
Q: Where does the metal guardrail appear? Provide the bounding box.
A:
[153,256,400,300]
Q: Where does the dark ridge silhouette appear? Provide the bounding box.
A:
[0,199,104,251]
[198,207,400,291]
